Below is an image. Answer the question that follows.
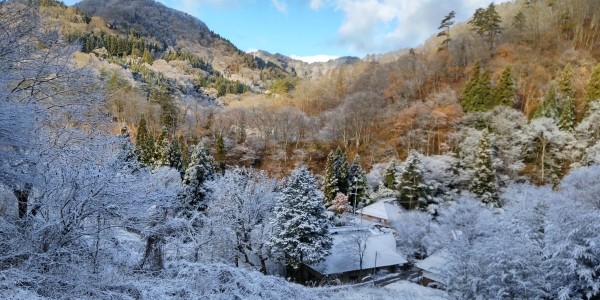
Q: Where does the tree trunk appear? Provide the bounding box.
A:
[13,183,32,219]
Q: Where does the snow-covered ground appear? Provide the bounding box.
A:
[315,280,448,299]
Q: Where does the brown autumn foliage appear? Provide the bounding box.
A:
[43,0,600,177]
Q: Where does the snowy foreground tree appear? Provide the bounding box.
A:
[396,151,437,212]
[270,166,332,279]
[469,130,500,207]
[0,2,321,298]
[202,167,278,274]
[444,166,600,299]
[180,142,215,213]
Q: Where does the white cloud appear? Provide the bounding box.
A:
[271,0,288,14]
[323,0,511,54]
[290,54,340,63]
[246,48,260,53]
[309,0,323,10]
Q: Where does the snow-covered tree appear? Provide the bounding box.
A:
[469,130,500,207]
[203,167,278,273]
[181,142,215,213]
[526,117,573,186]
[347,154,370,211]
[328,192,351,215]
[573,101,600,166]
[382,159,399,190]
[396,151,436,212]
[323,147,348,206]
[270,166,332,274]
[167,136,184,177]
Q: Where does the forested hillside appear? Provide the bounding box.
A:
[2,0,600,299]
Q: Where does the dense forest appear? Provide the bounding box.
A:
[2,0,600,299]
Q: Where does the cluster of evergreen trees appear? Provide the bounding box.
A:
[460,64,516,112]
[381,142,501,212]
[196,74,249,97]
[70,30,160,61]
[161,50,213,73]
[134,117,185,174]
[532,64,576,131]
[323,147,370,213]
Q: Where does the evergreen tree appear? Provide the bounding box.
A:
[513,11,526,31]
[270,166,332,273]
[558,64,576,131]
[142,48,154,65]
[437,10,456,51]
[396,151,434,211]
[167,137,184,178]
[469,3,503,51]
[134,115,155,166]
[323,147,348,206]
[534,86,560,120]
[461,62,481,112]
[461,63,494,112]
[153,127,169,170]
[323,151,339,207]
[469,131,500,207]
[383,159,398,190]
[476,69,493,110]
[493,67,516,108]
[347,155,370,211]
[214,135,226,172]
[181,142,215,213]
[586,63,600,102]
[335,148,349,195]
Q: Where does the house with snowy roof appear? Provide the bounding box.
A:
[415,248,452,288]
[357,199,402,226]
[301,226,408,284]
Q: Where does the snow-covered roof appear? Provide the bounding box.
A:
[309,227,407,275]
[415,249,453,284]
[357,199,402,221]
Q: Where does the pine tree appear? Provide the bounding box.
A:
[586,63,600,102]
[461,62,481,112]
[214,135,226,172]
[396,151,434,211]
[534,86,560,120]
[383,159,398,190]
[469,3,503,51]
[513,11,526,31]
[476,69,493,110]
[347,155,370,211]
[153,127,170,170]
[181,142,215,213]
[323,151,340,206]
[270,166,332,272]
[437,10,456,51]
[167,137,184,178]
[493,67,516,108]
[323,147,348,206]
[335,148,349,195]
[134,115,155,166]
[469,131,500,207]
[461,63,493,112]
[558,64,576,131]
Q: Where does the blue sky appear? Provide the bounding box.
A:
[63,0,510,62]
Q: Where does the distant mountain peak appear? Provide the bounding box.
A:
[75,0,213,48]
